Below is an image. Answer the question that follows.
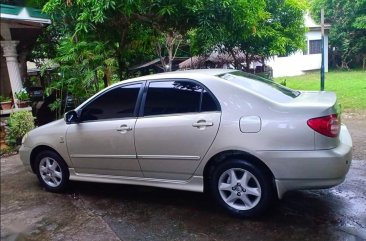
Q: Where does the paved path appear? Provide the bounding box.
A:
[1,154,365,241]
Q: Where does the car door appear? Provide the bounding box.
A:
[66,82,144,177]
[135,80,221,180]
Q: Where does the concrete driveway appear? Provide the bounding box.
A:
[1,114,365,241]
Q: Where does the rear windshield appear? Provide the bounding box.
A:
[218,71,300,101]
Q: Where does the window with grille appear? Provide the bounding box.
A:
[309,40,322,54]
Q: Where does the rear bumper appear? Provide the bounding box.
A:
[258,125,352,198]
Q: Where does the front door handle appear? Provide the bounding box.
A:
[116,124,133,132]
[192,120,214,128]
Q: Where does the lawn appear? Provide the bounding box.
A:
[275,70,366,111]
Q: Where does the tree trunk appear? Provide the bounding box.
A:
[166,32,174,72]
[261,57,265,72]
[168,42,173,72]
[116,28,129,79]
[245,53,251,72]
[103,73,108,88]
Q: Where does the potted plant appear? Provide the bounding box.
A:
[0,96,12,110]
[15,90,30,108]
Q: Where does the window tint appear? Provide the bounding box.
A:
[144,81,202,116]
[81,83,141,121]
[202,89,219,112]
[219,71,300,100]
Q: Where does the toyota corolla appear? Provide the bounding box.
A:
[20,69,352,217]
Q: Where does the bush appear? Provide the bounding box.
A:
[6,111,35,146]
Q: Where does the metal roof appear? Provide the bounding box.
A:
[0,4,51,24]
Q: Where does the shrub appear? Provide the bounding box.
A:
[6,111,35,146]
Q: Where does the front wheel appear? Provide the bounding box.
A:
[209,159,274,217]
[35,150,69,192]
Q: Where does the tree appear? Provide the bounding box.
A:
[37,0,204,114]
[191,0,307,71]
[311,0,366,69]
[191,0,265,67]
[42,0,206,72]
[26,0,309,118]
[154,31,183,71]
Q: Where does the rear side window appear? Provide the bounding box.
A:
[219,71,300,101]
[143,80,219,116]
[202,89,218,112]
[81,83,141,121]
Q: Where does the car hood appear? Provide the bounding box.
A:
[28,119,68,139]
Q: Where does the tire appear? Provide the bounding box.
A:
[209,159,274,217]
[35,150,69,192]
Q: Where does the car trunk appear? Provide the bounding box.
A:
[291,91,341,150]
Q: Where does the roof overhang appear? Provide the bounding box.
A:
[305,12,331,32]
[1,4,51,52]
[0,4,51,25]
[308,25,331,31]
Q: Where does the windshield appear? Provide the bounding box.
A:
[218,71,300,101]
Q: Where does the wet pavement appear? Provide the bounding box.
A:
[1,114,366,241]
[1,155,365,241]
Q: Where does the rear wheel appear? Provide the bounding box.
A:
[35,150,69,192]
[210,159,274,217]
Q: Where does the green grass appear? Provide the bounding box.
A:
[275,70,366,111]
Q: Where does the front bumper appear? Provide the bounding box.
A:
[19,145,33,173]
[258,124,352,198]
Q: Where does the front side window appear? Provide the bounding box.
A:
[81,83,142,121]
[143,80,219,116]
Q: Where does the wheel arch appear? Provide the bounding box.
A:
[30,145,66,173]
[203,150,276,193]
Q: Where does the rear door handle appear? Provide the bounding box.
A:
[192,120,214,128]
[116,124,133,132]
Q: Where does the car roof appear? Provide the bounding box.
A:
[123,69,237,83]
[174,68,236,76]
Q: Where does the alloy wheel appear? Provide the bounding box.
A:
[39,157,63,188]
[218,168,261,210]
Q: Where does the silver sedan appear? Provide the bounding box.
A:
[20,69,352,217]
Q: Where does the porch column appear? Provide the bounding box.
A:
[1,40,23,108]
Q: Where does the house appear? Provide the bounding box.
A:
[0,3,50,114]
[266,13,330,77]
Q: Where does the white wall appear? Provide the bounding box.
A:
[266,31,329,78]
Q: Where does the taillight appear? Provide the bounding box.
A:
[307,114,340,138]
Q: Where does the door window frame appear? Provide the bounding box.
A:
[138,79,221,117]
[77,81,146,123]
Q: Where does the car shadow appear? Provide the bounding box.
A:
[66,180,341,225]
[29,179,355,241]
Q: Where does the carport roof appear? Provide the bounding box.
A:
[0,4,50,24]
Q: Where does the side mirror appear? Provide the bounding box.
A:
[64,110,79,124]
